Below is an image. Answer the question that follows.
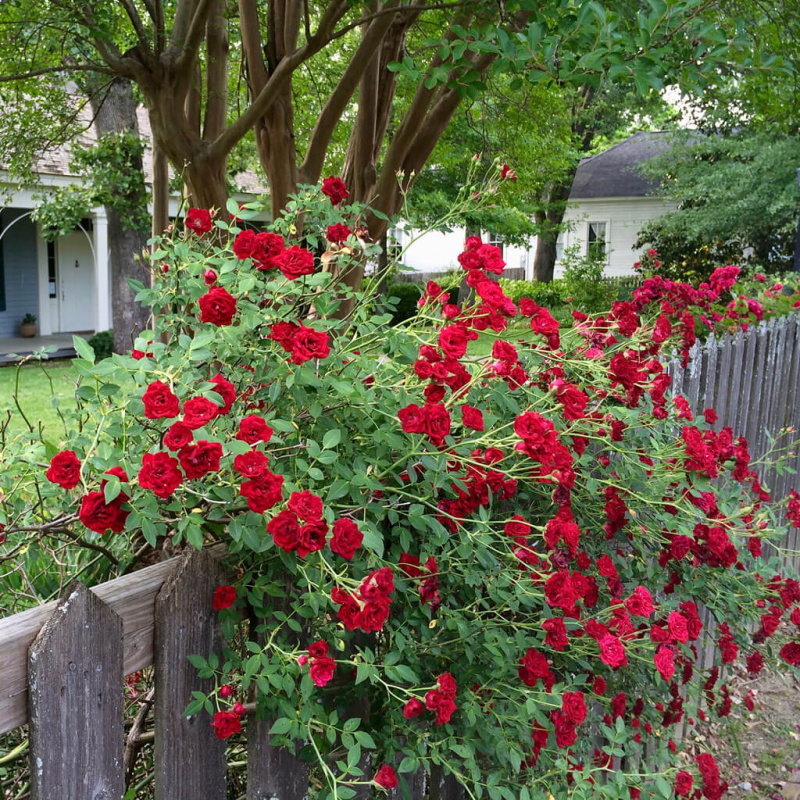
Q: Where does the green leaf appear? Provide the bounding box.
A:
[322,429,341,450]
[73,336,95,363]
[269,718,293,735]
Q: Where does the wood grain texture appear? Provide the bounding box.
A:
[0,544,226,735]
[154,548,227,799]
[247,715,310,800]
[28,582,124,800]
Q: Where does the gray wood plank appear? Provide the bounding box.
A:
[154,549,228,800]
[713,332,732,429]
[28,581,124,800]
[247,715,309,800]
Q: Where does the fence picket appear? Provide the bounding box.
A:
[28,582,124,800]
[247,716,310,800]
[154,549,228,800]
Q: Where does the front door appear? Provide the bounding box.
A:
[57,231,95,332]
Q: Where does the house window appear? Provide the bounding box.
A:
[387,229,402,262]
[488,235,504,256]
[587,221,608,261]
[555,233,565,263]
[47,241,57,299]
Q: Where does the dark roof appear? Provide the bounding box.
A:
[569,131,674,200]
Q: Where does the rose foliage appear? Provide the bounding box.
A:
[2,182,800,800]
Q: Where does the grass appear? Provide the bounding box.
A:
[0,359,80,440]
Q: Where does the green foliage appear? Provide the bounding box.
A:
[560,246,616,313]
[88,330,114,360]
[22,313,37,325]
[386,283,422,325]
[499,278,569,309]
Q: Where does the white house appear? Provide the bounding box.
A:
[395,131,677,281]
[0,109,265,343]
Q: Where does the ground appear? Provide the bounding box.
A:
[689,640,800,800]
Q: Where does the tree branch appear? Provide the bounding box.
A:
[118,0,152,53]
[203,0,229,142]
[0,63,115,82]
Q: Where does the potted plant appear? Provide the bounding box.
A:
[19,313,38,338]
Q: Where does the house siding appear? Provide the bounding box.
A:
[557,197,677,277]
[0,210,39,338]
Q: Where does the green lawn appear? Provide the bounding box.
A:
[0,360,80,439]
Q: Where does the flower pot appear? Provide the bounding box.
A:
[19,323,38,338]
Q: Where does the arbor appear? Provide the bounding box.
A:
[1,0,756,293]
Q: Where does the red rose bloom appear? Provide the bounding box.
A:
[403,698,425,718]
[460,404,485,431]
[186,208,212,235]
[237,415,273,445]
[233,450,269,478]
[233,229,256,259]
[199,286,237,326]
[210,374,236,414]
[79,491,129,534]
[182,397,219,430]
[251,232,286,271]
[321,176,349,205]
[138,452,183,498]
[211,710,241,739]
[330,519,363,560]
[277,245,315,280]
[268,509,301,551]
[178,440,223,479]
[326,223,352,243]
[298,519,328,557]
[240,471,284,513]
[561,691,587,725]
[46,450,81,489]
[374,765,398,790]
[213,585,237,610]
[654,645,676,681]
[164,422,193,451]
[675,771,693,796]
[598,634,628,669]
[780,641,800,666]
[624,586,654,618]
[289,326,330,364]
[142,380,180,419]
[309,654,336,687]
[287,490,323,521]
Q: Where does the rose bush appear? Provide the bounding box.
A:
[1,176,799,800]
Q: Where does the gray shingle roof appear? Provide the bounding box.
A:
[569,131,673,200]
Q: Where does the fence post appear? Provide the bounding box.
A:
[28,581,124,800]
[247,714,310,800]
[154,548,227,799]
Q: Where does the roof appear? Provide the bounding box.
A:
[569,131,674,200]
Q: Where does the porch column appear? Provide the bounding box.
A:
[93,208,110,332]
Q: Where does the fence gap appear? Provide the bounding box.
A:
[28,581,124,800]
[154,548,227,799]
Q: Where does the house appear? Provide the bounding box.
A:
[394,131,677,281]
[0,109,265,345]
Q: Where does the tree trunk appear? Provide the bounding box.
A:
[183,154,230,212]
[532,171,580,283]
[89,79,152,353]
[256,87,299,220]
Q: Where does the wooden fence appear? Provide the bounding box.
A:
[1,312,800,797]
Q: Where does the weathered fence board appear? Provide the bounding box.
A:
[28,582,124,800]
[247,716,310,800]
[154,549,228,799]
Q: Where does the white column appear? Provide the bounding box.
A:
[93,208,110,332]
[34,221,53,336]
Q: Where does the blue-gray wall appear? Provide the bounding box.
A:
[0,209,39,338]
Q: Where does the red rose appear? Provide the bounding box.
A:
[309,640,329,658]
[233,229,256,259]
[667,611,689,643]
[138,452,183,498]
[298,519,328,557]
[251,232,285,271]
[164,422,193,451]
[101,466,129,494]
[268,509,300,551]
[403,698,425,718]
[79,491,129,534]
[321,176,349,205]
[199,286,237,326]
[654,645,676,681]
[240,471,284,513]
[288,490,323,521]
[598,634,627,669]
[624,586,654,618]
[210,374,236,415]
[438,325,469,358]
[46,450,81,489]
[182,397,219,430]
[142,381,180,419]
[374,765,397,790]
[675,771,693,796]
[213,585,237,610]
[780,641,800,666]
[309,654,336,687]
[551,710,577,748]
[543,617,569,651]
[330,519,363,560]
[561,691,587,724]
[186,208,212,235]
[460,405,484,432]
[211,710,241,739]
[236,415,273,445]
[423,403,451,443]
[178,440,222,479]
[326,223,352,243]
[203,269,217,285]
[233,450,269,478]
[289,326,330,364]
[277,245,315,280]
[425,689,456,725]
[219,684,234,698]
[360,595,391,632]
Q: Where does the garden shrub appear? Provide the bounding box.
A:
[87,330,115,360]
[560,245,616,313]
[2,182,800,800]
[386,282,423,324]
[498,278,569,309]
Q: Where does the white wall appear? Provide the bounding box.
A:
[557,197,677,277]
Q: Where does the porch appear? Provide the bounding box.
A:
[0,332,91,364]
